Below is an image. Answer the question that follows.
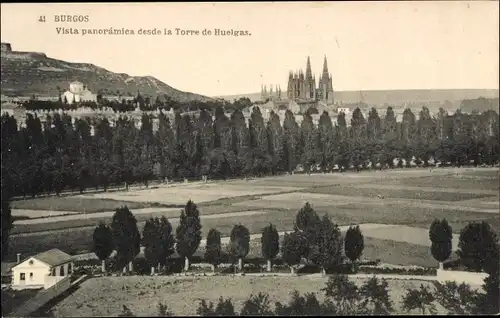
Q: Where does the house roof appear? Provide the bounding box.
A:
[22,249,73,268]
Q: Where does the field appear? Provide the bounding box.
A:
[7,167,499,268]
[11,197,172,217]
[51,276,448,316]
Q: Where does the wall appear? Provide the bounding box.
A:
[10,276,71,317]
[12,258,50,288]
[437,269,488,286]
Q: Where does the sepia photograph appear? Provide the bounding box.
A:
[1,1,499,316]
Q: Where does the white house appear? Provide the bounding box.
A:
[11,249,74,290]
[61,81,97,104]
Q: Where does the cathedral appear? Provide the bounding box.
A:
[287,56,334,104]
[258,55,336,115]
[260,84,282,102]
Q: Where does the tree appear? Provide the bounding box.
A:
[1,183,13,261]
[158,216,175,270]
[294,202,321,259]
[240,292,274,316]
[433,281,478,315]
[92,222,114,273]
[261,223,280,272]
[401,284,437,315]
[274,290,324,316]
[229,224,250,272]
[197,297,236,316]
[344,225,364,270]
[321,274,361,315]
[310,215,343,275]
[281,232,308,274]
[110,206,141,272]
[142,218,162,275]
[429,219,453,269]
[205,228,222,272]
[175,200,202,271]
[358,276,394,315]
[457,221,498,272]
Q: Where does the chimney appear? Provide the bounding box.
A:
[17,253,21,264]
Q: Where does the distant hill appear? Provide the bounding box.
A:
[0,42,212,102]
[216,89,500,107]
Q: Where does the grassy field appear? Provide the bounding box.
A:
[376,174,500,191]
[8,167,499,267]
[51,276,447,316]
[79,184,302,205]
[10,205,262,235]
[8,204,498,262]
[306,184,495,201]
[10,197,172,214]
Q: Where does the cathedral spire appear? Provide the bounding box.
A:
[306,56,312,79]
[322,55,329,76]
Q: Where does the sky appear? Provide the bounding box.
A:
[1,2,499,97]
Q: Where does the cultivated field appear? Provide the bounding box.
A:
[51,276,448,316]
[10,197,171,217]
[7,167,499,268]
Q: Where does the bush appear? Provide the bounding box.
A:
[196,297,235,316]
[357,266,437,276]
[240,292,274,316]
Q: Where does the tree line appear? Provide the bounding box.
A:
[2,104,499,200]
[21,93,252,113]
[93,201,500,315]
[91,201,366,276]
[106,211,498,316]
[91,200,498,315]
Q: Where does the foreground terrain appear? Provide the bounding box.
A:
[51,276,448,316]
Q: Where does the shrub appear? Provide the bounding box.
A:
[358,276,394,315]
[401,284,437,315]
[196,297,235,316]
[432,281,478,315]
[240,292,274,316]
[157,302,174,317]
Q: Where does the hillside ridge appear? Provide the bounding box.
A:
[0,42,212,102]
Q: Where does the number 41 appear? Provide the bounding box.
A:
[38,16,46,23]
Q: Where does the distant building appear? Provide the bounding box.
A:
[337,107,351,114]
[261,84,282,102]
[259,55,335,114]
[287,56,335,105]
[61,81,97,104]
[10,249,74,290]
